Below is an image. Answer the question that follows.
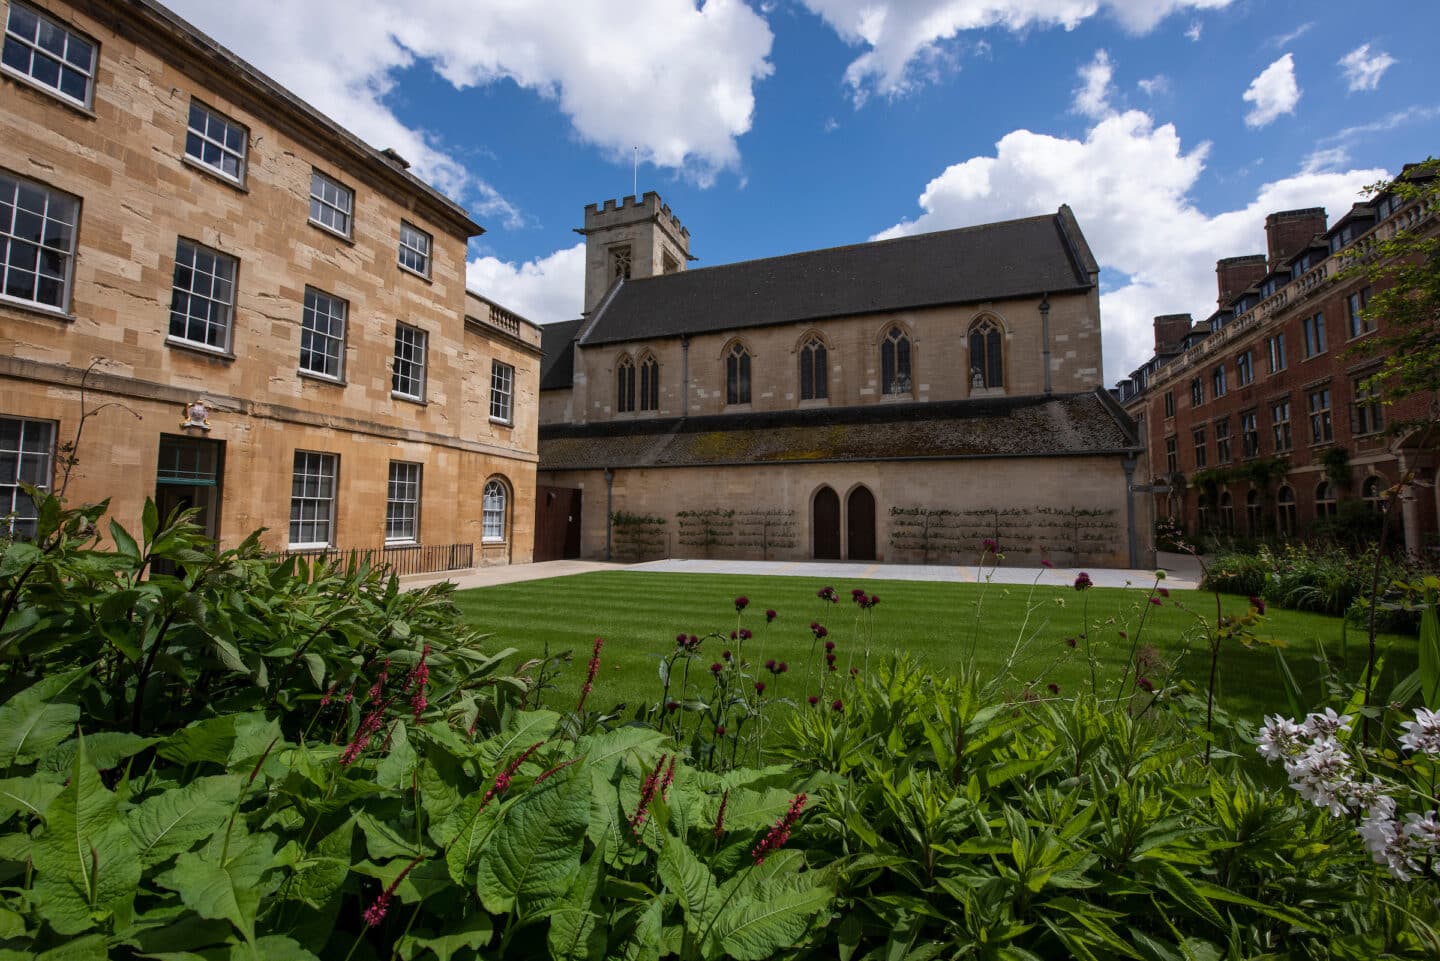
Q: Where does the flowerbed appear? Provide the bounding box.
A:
[2,495,1439,959]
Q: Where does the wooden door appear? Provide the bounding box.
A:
[813,486,840,560]
[536,486,582,561]
[847,485,876,560]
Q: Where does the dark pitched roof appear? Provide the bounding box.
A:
[538,390,1138,471]
[540,319,584,391]
[579,206,1098,347]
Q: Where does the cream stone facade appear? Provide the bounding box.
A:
[0,0,539,569]
[538,194,1145,567]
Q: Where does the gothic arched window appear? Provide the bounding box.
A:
[969,317,1003,389]
[616,354,635,413]
[1315,481,1337,519]
[799,335,827,400]
[639,353,659,411]
[880,326,911,395]
[726,342,751,405]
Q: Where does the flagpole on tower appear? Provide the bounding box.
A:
[633,146,638,197]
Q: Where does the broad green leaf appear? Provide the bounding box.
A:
[229,935,321,961]
[160,829,278,945]
[41,732,156,775]
[159,715,240,767]
[476,709,560,767]
[704,883,833,961]
[127,774,240,866]
[110,519,141,561]
[0,668,86,767]
[356,811,425,860]
[475,763,589,915]
[0,773,64,824]
[548,834,609,961]
[31,733,140,935]
[352,856,451,904]
[615,897,665,961]
[0,907,24,939]
[443,791,501,882]
[286,816,353,909]
[377,723,417,790]
[398,913,493,961]
[659,833,720,933]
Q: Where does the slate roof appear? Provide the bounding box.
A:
[538,390,1138,471]
[578,206,1098,348]
[539,319,584,391]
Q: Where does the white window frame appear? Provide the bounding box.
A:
[490,360,514,423]
[184,99,248,184]
[0,169,79,314]
[398,221,431,278]
[0,415,55,539]
[288,450,337,549]
[391,322,428,401]
[308,169,354,239]
[385,461,422,545]
[168,238,237,354]
[482,478,507,543]
[2,1,96,109]
[299,286,347,381]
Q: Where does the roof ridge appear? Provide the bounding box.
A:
[623,210,1061,283]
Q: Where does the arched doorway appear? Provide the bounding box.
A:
[813,486,840,559]
[847,485,876,560]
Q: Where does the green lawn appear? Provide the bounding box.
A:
[451,570,1417,725]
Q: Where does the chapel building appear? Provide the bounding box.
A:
[537,193,1145,566]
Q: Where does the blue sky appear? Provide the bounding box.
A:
[168,0,1438,384]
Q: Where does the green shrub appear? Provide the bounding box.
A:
[3,493,1438,959]
[1201,549,1273,596]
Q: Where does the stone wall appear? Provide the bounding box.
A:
[0,0,537,562]
[541,454,1143,568]
[567,290,1103,423]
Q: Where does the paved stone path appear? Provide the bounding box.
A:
[406,555,1200,592]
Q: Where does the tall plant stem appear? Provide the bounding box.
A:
[1362,480,1403,746]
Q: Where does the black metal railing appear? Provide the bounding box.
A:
[281,542,474,577]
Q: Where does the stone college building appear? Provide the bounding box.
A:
[0,0,541,570]
[537,193,1145,567]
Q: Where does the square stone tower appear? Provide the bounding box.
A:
[576,192,692,314]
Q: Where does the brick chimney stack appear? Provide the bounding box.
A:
[1215,255,1267,308]
[1153,314,1192,355]
[1264,208,1328,271]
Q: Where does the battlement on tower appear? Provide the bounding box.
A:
[583,191,690,240]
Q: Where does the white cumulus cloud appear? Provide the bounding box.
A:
[1137,74,1169,97]
[1338,43,1396,92]
[166,0,775,211]
[872,111,1383,383]
[1243,54,1301,128]
[797,0,1231,100]
[466,243,586,325]
[1073,50,1116,119]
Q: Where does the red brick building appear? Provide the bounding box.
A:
[1115,165,1438,553]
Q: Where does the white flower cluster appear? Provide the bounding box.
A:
[1256,708,1440,880]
